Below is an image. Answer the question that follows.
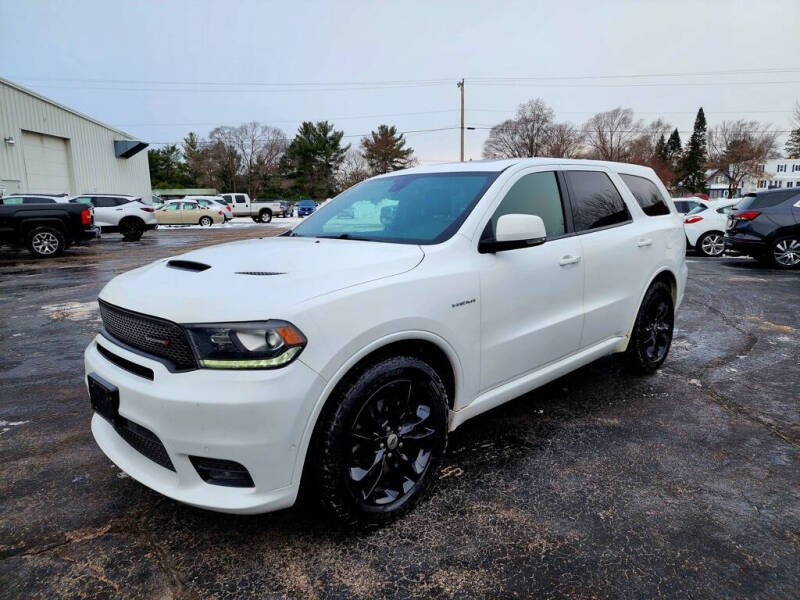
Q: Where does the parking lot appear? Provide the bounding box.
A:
[1,228,798,599]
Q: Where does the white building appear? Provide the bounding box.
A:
[0,77,151,198]
[753,158,800,192]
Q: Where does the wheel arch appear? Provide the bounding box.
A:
[291,331,461,487]
[620,267,678,349]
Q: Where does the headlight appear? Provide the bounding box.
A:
[185,321,306,369]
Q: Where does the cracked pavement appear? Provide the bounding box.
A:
[1,232,798,599]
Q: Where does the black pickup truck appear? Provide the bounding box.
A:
[0,201,100,258]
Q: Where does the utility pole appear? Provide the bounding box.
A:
[457,78,465,161]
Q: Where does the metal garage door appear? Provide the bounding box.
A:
[22,131,71,194]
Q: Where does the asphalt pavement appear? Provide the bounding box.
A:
[1,230,798,599]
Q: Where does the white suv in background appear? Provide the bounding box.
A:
[84,158,686,526]
[70,194,158,241]
[683,198,739,257]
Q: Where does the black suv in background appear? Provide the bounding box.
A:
[725,189,800,269]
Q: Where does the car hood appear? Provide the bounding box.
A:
[99,236,424,322]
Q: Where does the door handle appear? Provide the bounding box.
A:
[636,238,653,247]
[558,255,581,266]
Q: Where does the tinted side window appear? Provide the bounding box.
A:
[114,197,131,206]
[565,171,630,232]
[484,171,565,239]
[235,194,246,203]
[619,174,670,216]
[673,201,687,213]
[93,197,117,208]
[23,197,56,204]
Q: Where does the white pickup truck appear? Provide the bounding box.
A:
[219,193,282,223]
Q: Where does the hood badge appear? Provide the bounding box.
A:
[144,335,170,347]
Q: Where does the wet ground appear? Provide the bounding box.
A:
[1,230,798,599]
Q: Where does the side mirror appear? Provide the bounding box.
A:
[479,214,547,253]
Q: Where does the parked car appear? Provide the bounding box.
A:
[155,199,225,226]
[69,194,158,241]
[84,158,686,526]
[1,195,58,204]
[683,198,739,257]
[296,199,316,216]
[220,193,282,223]
[186,196,232,222]
[724,189,800,269]
[0,201,98,257]
[278,201,294,217]
[672,197,710,215]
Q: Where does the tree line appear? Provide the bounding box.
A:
[149,101,800,199]
[483,98,800,197]
[148,121,416,199]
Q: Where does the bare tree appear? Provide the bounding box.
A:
[582,107,642,161]
[708,120,779,198]
[545,122,583,158]
[483,98,555,158]
[336,150,371,192]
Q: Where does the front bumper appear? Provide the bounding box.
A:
[84,334,326,514]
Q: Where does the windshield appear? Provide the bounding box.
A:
[291,171,499,244]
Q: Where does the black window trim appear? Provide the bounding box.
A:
[559,168,634,236]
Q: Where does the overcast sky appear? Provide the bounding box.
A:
[2,0,799,163]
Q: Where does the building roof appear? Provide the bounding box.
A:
[0,76,137,139]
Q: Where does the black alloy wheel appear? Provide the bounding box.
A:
[120,218,144,241]
[625,281,674,374]
[311,356,448,526]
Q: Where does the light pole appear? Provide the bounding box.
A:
[457,78,464,162]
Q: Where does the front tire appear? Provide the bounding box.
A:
[770,236,800,269]
[310,356,449,527]
[697,231,725,257]
[27,226,65,258]
[624,281,674,374]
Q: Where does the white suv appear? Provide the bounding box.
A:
[70,194,158,240]
[84,158,687,525]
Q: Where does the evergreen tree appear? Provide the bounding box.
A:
[281,121,349,198]
[787,129,800,159]
[666,128,682,165]
[147,144,192,188]
[360,125,415,174]
[655,134,668,161]
[681,108,708,193]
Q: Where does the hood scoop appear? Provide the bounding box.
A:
[235,271,285,276]
[167,260,211,272]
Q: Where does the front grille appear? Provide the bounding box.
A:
[99,300,196,370]
[116,419,175,471]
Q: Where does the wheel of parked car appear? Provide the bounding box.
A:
[27,226,65,258]
[770,236,800,269]
[259,209,273,223]
[310,355,449,526]
[697,231,725,257]
[120,217,145,241]
[624,280,674,374]
[199,216,213,227]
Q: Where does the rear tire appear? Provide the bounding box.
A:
[199,216,213,227]
[697,231,725,257]
[120,218,145,241]
[259,209,273,223]
[769,236,800,269]
[624,281,674,374]
[310,355,449,527]
[27,226,65,258]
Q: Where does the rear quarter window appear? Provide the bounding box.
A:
[619,174,670,216]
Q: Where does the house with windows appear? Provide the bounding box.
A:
[753,158,800,191]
